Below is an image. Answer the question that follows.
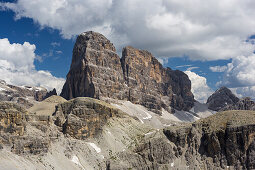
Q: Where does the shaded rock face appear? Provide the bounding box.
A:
[43,88,57,100]
[53,97,123,139]
[61,31,194,113]
[207,87,239,111]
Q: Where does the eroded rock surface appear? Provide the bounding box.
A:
[53,97,124,139]
[61,31,194,113]
[0,102,53,155]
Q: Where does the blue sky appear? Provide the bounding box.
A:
[0,6,74,78]
[1,0,255,102]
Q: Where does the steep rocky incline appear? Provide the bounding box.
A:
[121,46,194,113]
[206,86,239,111]
[61,31,194,113]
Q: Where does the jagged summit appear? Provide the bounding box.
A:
[60,31,195,113]
[206,86,239,111]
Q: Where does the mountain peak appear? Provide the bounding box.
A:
[60,31,194,113]
[207,86,239,111]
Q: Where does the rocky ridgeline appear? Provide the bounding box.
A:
[0,80,56,108]
[108,110,255,169]
[60,31,194,113]
[221,97,255,111]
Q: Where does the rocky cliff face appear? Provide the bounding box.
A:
[206,86,239,111]
[61,31,194,113]
[162,110,255,169]
[0,102,53,155]
[53,97,124,139]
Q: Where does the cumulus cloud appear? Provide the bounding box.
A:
[217,54,255,88]
[0,38,65,93]
[184,70,213,103]
[209,65,228,72]
[1,0,255,60]
[213,54,255,98]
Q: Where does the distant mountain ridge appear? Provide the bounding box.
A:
[207,86,255,111]
[0,80,56,108]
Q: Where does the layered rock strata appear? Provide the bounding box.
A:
[53,97,124,139]
[61,31,194,113]
[0,102,54,155]
[105,110,255,169]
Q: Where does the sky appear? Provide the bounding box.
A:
[0,0,255,102]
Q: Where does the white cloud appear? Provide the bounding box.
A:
[176,65,192,68]
[51,42,60,47]
[1,0,255,60]
[217,54,255,87]
[229,87,255,99]
[157,57,168,65]
[0,38,65,93]
[209,65,227,72]
[186,67,199,71]
[184,70,213,103]
[214,54,255,99]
